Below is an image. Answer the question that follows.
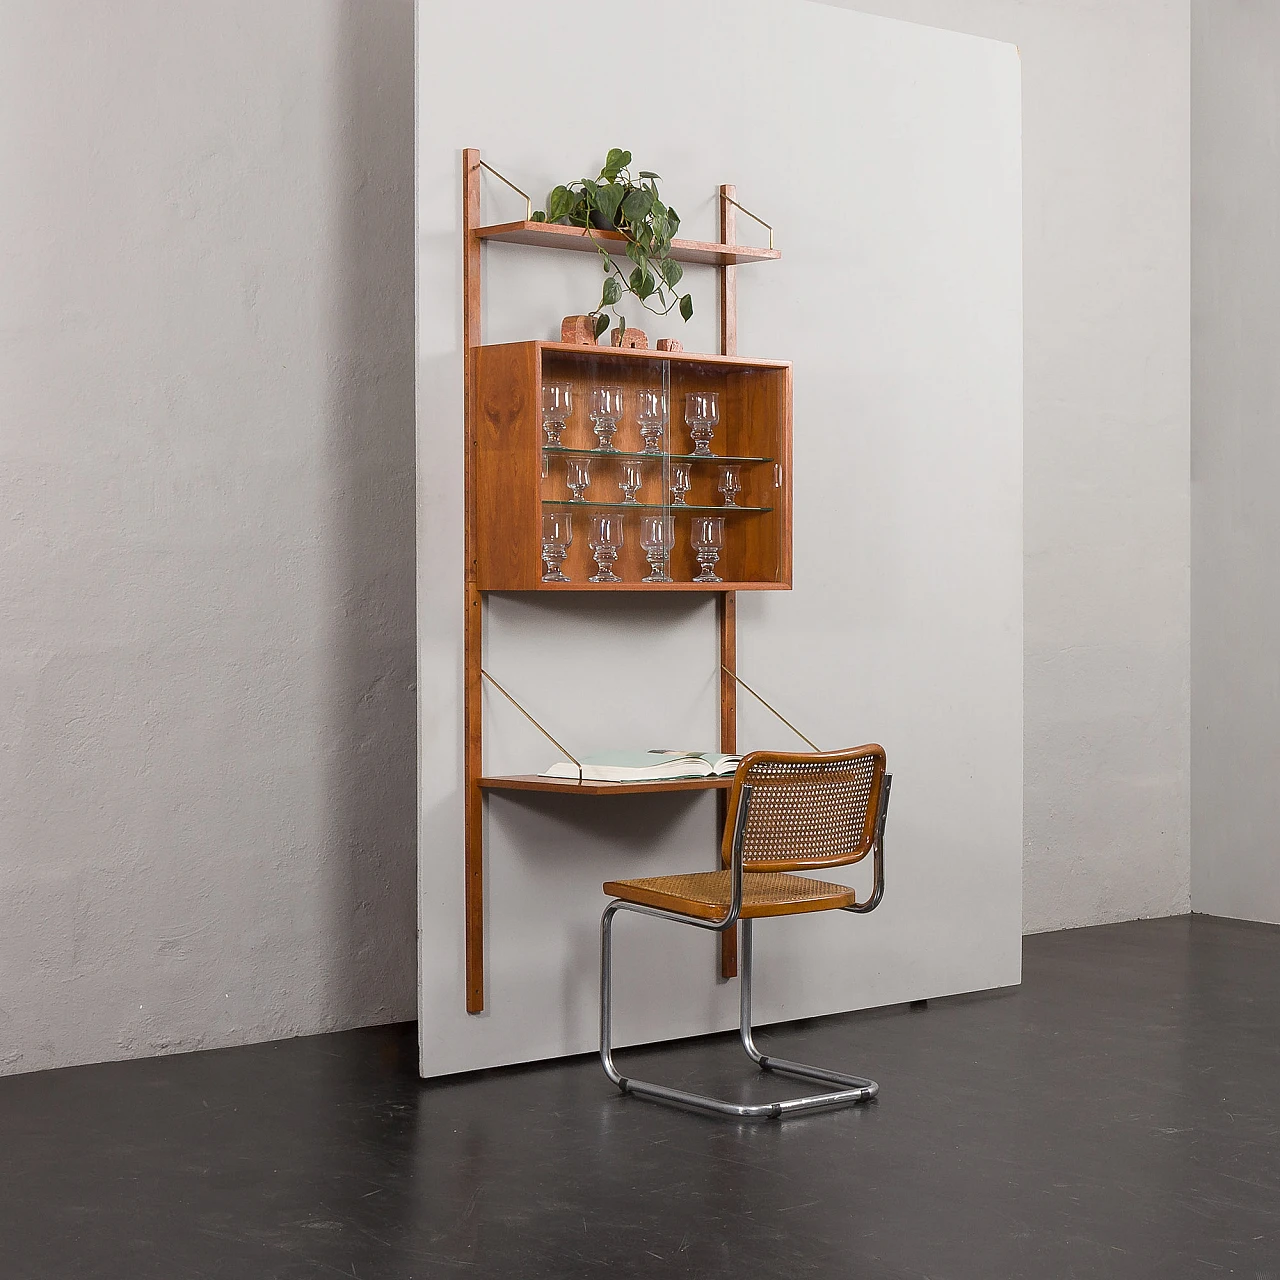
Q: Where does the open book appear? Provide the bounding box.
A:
[541,750,742,784]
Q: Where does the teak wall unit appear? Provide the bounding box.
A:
[474,343,793,591]
[463,148,790,1012]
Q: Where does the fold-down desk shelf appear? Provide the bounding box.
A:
[479,774,734,797]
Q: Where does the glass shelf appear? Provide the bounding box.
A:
[542,499,773,514]
[543,446,773,464]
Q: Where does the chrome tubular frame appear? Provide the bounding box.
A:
[845,774,890,915]
[599,776,891,1121]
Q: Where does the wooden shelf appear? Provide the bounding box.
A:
[474,220,779,267]
[511,581,789,593]
[480,774,733,796]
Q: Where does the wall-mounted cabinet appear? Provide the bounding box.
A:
[472,342,792,591]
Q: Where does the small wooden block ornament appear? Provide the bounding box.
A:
[656,338,683,352]
[610,326,649,350]
[560,315,598,346]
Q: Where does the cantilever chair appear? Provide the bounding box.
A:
[600,745,891,1120]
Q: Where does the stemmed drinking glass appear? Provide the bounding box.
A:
[590,386,624,451]
[541,511,573,582]
[588,514,624,583]
[636,388,666,454]
[685,391,719,457]
[718,464,741,507]
[670,462,691,507]
[565,457,591,502]
[541,382,572,447]
[691,516,724,583]
[640,515,674,583]
[618,460,644,504]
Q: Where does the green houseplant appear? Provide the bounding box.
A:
[531,149,694,340]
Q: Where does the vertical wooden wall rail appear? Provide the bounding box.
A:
[718,591,739,980]
[463,149,486,1013]
[718,184,740,982]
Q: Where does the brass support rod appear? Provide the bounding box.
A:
[721,196,774,251]
[477,160,533,221]
[480,669,582,777]
[719,665,820,752]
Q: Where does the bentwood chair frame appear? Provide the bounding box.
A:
[600,745,891,1120]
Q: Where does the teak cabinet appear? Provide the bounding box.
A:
[462,148,788,1012]
[473,342,793,591]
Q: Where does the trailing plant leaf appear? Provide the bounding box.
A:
[660,258,684,289]
[546,185,574,223]
[593,313,611,339]
[603,149,631,179]
[601,276,622,307]
[622,186,653,221]
[679,294,693,321]
[638,170,660,179]
[595,182,624,228]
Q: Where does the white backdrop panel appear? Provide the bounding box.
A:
[416,0,1022,1076]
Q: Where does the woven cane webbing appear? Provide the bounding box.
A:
[602,870,859,921]
[726,749,884,872]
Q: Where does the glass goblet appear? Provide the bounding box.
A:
[691,515,724,583]
[589,385,624,452]
[670,461,692,507]
[685,390,719,457]
[718,464,741,507]
[640,515,674,583]
[541,511,572,582]
[588,513,624,583]
[565,457,591,502]
[636,387,667,454]
[618,460,644,504]
[541,382,572,447]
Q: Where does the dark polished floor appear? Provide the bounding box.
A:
[2,915,1278,1279]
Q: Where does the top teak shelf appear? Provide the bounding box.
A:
[474,220,780,267]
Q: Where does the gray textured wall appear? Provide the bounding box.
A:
[845,0,1192,932]
[1190,0,1280,925]
[1,0,1194,1077]
[0,1,417,1075]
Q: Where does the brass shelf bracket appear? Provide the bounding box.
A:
[480,668,582,777]
[720,664,820,752]
[721,195,774,251]
[477,159,533,222]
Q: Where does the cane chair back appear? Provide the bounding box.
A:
[721,746,887,873]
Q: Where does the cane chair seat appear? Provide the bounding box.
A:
[602,869,860,921]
